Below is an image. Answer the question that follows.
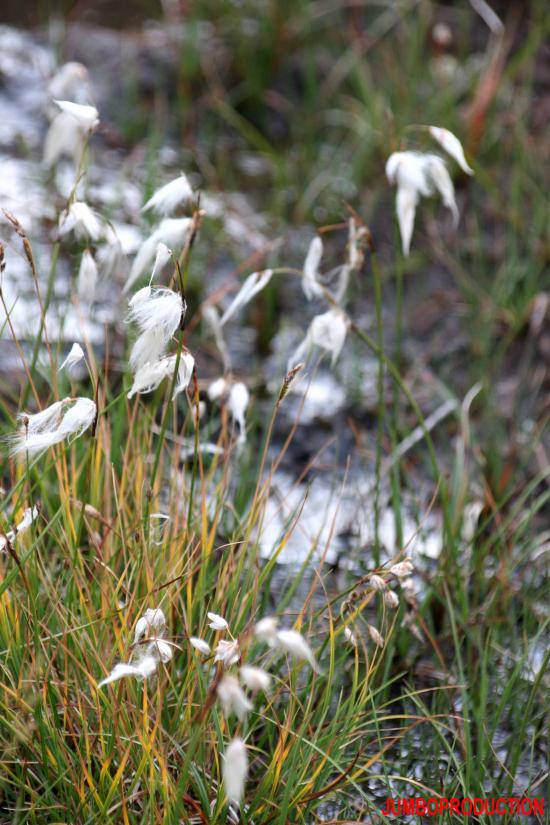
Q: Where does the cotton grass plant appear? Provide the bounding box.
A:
[0,179,439,819]
[1,10,548,820]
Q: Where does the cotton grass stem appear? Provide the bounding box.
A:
[371,249,385,565]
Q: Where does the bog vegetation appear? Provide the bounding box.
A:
[0,2,548,823]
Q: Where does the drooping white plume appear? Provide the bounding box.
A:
[429,126,474,175]
[9,397,97,457]
[289,308,349,369]
[142,174,194,216]
[385,150,459,256]
[124,218,192,293]
[302,236,324,300]
[222,738,248,806]
[58,201,102,242]
[220,269,273,326]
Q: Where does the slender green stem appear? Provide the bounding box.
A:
[371,251,385,565]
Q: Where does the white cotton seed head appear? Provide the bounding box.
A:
[217,675,252,721]
[151,242,173,280]
[142,174,194,215]
[309,309,348,366]
[10,397,96,457]
[18,401,65,434]
[77,249,98,303]
[43,112,85,166]
[98,654,158,688]
[253,616,279,646]
[125,218,192,292]
[59,343,85,373]
[54,99,99,131]
[129,286,152,307]
[207,377,229,403]
[48,63,90,103]
[146,638,173,664]
[302,236,324,300]
[134,608,167,644]
[425,155,459,226]
[429,126,474,175]
[97,237,127,281]
[220,269,273,326]
[462,501,484,544]
[1,506,40,552]
[223,738,248,806]
[276,629,321,673]
[9,431,65,457]
[129,328,170,372]
[127,356,178,399]
[57,398,97,439]
[214,639,241,668]
[289,308,348,369]
[228,383,249,444]
[190,637,211,655]
[127,287,184,337]
[58,201,102,241]
[240,665,271,693]
[347,217,367,272]
[208,612,229,631]
[15,506,39,535]
[386,152,431,195]
[386,150,459,255]
[173,352,195,399]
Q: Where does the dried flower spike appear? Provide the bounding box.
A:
[344,626,357,646]
[384,590,400,609]
[368,625,384,648]
[369,574,387,592]
[277,363,304,405]
[389,560,414,578]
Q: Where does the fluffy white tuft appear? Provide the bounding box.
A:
[142,174,193,216]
